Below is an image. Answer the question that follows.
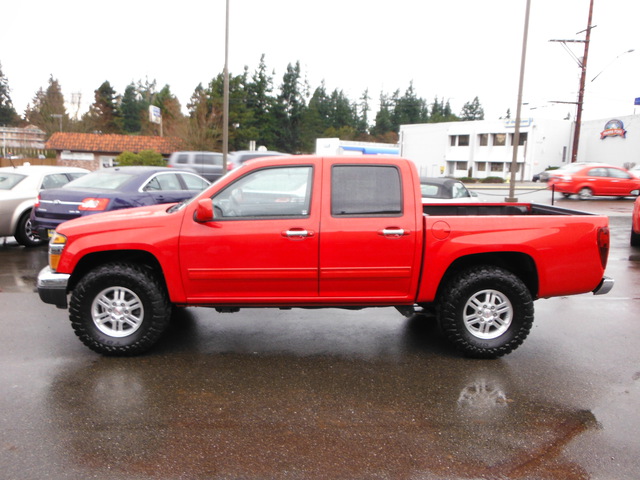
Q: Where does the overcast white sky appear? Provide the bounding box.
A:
[2,0,639,124]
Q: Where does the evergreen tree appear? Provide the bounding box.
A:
[356,89,371,136]
[121,83,143,133]
[245,54,277,149]
[25,76,69,137]
[152,84,184,137]
[371,92,394,137]
[300,82,330,152]
[185,83,220,151]
[273,61,306,153]
[0,62,19,126]
[82,81,121,134]
[392,82,429,128]
[460,96,484,121]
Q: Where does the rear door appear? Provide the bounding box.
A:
[318,158,420,302]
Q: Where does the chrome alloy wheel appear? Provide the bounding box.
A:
[91,286,144,337]
[463,289,513,340]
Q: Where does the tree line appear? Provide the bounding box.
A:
[0,56,485,154]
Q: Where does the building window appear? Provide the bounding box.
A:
[509,132,528,146]
[492,134,506,146]
[450,135,470,147]
[455,162,468,171]
[478,134,488,146]
[491,163,504,172]
[476,162,486,172]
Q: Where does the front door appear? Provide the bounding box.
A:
[179,163,320,303]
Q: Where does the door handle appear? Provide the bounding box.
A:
[379,228,410,237]
[282,229,315,238]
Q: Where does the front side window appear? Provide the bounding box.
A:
[213,166,312,218]
[331,165,402,216]
[452,183,470,198]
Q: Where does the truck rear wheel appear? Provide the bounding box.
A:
[69,263,171,355]
[438,266,534,358]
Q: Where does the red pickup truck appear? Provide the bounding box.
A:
[37,155,613,358]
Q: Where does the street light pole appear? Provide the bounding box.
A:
[506,0,531,203]
[222,0,230,174]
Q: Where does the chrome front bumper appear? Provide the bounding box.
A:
[592,276,614,295]
[37,266,70,308]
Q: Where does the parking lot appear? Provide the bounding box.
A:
[1,187,639,479]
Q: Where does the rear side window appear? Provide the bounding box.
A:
[180,173,210,191]
[331,165,402,216]
[176,154,189,164]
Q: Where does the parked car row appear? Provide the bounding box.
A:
[166,150,288,182]
[0,165,89,246]
[30,167,210,241]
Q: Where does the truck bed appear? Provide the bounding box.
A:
[422,203,594,216]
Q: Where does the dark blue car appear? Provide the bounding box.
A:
[31,166,210,240]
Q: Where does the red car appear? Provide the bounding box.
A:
[631,196,640,246]
[547,163,640,200]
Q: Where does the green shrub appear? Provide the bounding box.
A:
[481,176,505,184]
[116,150,165,166]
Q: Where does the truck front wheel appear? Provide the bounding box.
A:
[438,266,534,358]
[69,263,171,355]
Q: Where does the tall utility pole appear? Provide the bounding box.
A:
[550,0,595,163]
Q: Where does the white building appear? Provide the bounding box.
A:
[315,138,399,156]
[577,115,640,169]
[399,118,573,180]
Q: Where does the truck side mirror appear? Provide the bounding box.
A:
[194,198,214,222]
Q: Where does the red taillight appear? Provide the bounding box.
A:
[79,198,110,211]
[34,194,41,208]
[597,226,610,269]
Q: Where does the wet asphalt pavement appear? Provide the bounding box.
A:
[1,188,639,479]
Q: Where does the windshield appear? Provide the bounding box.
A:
[0,172,26,190]
[64,171,135,190]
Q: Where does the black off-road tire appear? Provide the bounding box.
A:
[631,229,640,247]
[69,263,171,356]
[438,266,534,359]
[15,210,45,247]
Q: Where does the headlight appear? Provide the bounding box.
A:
[49,233,67,271]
